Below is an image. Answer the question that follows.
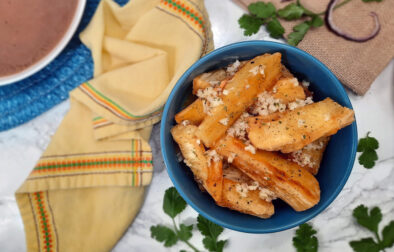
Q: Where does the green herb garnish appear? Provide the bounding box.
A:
[197,215,227,252]
[357,132,379,169]
[150,187,228,252]
[292,223,318,252]
[350,205,394,252]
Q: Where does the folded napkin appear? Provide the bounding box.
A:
[15,0,213,251]
[233,0,394,95]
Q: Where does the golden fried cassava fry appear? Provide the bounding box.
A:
[206,159,224,203]
[171,124,208,183]
[271,77,306,103]
[196,53,282,147]
[287,137,330,175]
[192,69,227,94]
[248,98,354,153]
[223,164,253,183]
[219,178,274,218]
[175,99,205,125]
[214,136,320,212]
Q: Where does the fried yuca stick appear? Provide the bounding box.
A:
[206,159,224,203]
[248,98,355,153]
[287,137,330,175]
[206,161,274,218]
[171,124,224,202]
[219,178,274,218]
[171,124,208,183]
[220,165,275,218]
[196,53,282,147]
[171,124,274,217]
[214,136,320,212]
[271,77,306,103]
[192,69,227,94]
[175,99,205,125]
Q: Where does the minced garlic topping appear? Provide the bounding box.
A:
[219,118,229,126]
[205,149,221,165]
[244,144,256,154]
[251,91,286,116]
[290,140,324,168]
[209,80,221,86]
[302,80,310,87]
[288,96,314,111]
[196,87,223,115]
[258,188,277,202]
[248,181,259,190]
[227,112,251,141]
[235,183,248,197]
[227,152,236,163]
[249,64,265,76]
[181,120,190,126]
[290,78,299,87]
[234,181,277,202]
[303,141,324,151]
[226,60,241,76]
[235,181,261,198]
[222,89,229,95]
[291,150,314,168]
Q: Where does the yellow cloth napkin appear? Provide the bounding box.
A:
[15,0,213,251]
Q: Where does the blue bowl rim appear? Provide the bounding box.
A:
[160,40,358,233]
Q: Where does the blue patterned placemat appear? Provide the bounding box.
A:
[0,0,128,132]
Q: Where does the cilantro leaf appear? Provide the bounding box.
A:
[150,225,178,247]
[238,14,264,36]
[357,132,379,152]
[381,221,394,249]
[202,237,227,252]
[287,22,310,46]
[248,2,276,19]
[357,132,379,168]
[197,215,227,252]
[309,15,324,28]
[353,205,382,233]
[197,215,224,239]
[362,0,383,2]
[178,224,193,241]
[163,187,187,218]
[359,150,378,168]
[349,238,380,252]
[292,223,318,252]
[266,17,285,38]
[278,3,304,20]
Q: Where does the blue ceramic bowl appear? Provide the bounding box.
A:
[160,41,357,233]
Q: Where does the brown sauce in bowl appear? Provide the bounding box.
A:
[0,0,79,77]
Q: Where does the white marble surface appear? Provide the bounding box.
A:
[0,0,393,251]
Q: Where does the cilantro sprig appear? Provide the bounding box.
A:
[238,0,382,46]
[150,187,228,252]
[357,132,379,168]
[350,205,394,252]
[292,223,319,252]
[197,215,227,252]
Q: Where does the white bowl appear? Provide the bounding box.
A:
[0,0,87,86]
